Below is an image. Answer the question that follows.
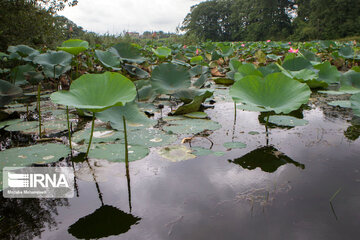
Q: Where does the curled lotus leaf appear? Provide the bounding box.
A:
[57,39,89,55]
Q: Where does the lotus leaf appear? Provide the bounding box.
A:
[7,45,39,60]
[234,63,263,80]
[57,39,89,55]
[230,73,311,114]
[193,73,209,88]
[94,50,121,70]
[77,142,149,162]
[96,101,156,131]
[191,147,225,157]
[314,61,341,84]
[124,64,150,79]
[267,115,309,127]
[152,47,172,58]
[150,63,191,94]
[10,64,35,85]
[174,91,213,115]
[341,70,360,89]
[328,101,351,108]
[34,51,72,67]
[163,117,221,134]
[350,93,360,117]
[158,145,196,162]
[190,56,204,65]
[50,72,136,112]
[223,142,247,149]
[184,112,208,119]
[0,80,23,107]
[282,57,312,71]
[110,42,145,63]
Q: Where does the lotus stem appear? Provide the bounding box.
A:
[66,106,73,152]
[265,114,270,146]
[85,112,95,159]
[123,115,132,212]
[234,101,237,125]
[37,83,42,139]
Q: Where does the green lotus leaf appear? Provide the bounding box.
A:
[150,63,191,94]
[223,142,247,149]
[282,57,312,71]
[0,143,69,178]
[34,50,72,67]
[190,56,204,65]
[43,65,71,79]
[350,93,360,117]
[328,100,351,108]
[193,73,209,88]
[72,127,122,144]
[163,117,221,134]
[96,101,156,130]
[57,39,89,55]
[267,115,309,127]
[152,47,172,58]
[341,70,360,89]
[10,64,35,85]
[50,72,136,112]
[0,119,22,129]
[7,45,39,59]
[77,142,149,162]
[184,112,208,119]
[237,104,268,112]
[174,91,213,115]
[338,46,354,59]
[0,80,23,107]
[338,86,360,94]
[110,42,146,63]
[266,54,282,61]
[191,147,224,157]
[258,63,281,77]
[158,145,196,162]
[218,44,234,57]
[229,73,311,114]
[124,64,150,79]
[235,63,263,80]
[94,50,121,70]
[189,65,209,77]
[24,71,44,85]
[229,58,242,71]
[314,61,341,84]
[125,128,177,147]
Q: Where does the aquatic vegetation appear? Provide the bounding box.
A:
[51,72,136,157]
[0,80,23,107]
[350,93,360,117]
[57,39,89,56]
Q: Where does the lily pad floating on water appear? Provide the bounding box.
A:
[158,145,196,162]
[150,63,191,94]
[72,127,123,144]
[327,100,352,108]
[173,91,213,115]
[230,73,311,114]
[267,115,309,127]
[163,117,222,134]
[228,146,305,173]
[184,112,208,119]
[125,128,177,147]
[223,142,247,149]
[77,143,149,162]
[191,147,225,157]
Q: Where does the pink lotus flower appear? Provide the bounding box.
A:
[183,45,187,49]
[266,40,271,43]
[196,49,200,55]
[288,47,299,53]
[241,44,245,47]
[288,42,291,45]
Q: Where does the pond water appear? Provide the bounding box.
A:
[0,90,360,240]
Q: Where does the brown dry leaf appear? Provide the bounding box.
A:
[211,67,225,77]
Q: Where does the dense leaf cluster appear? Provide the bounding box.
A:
[182,0,360,41]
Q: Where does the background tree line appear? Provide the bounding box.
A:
[181,0,360,42]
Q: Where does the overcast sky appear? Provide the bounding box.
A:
[60,0,202,35]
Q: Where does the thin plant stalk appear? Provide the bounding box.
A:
[85,112,95,158]
[37,83,42,138]
[234,101,237,125]
[123,115,132,212]
[265,113,270,146]
[66,106,73,152]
